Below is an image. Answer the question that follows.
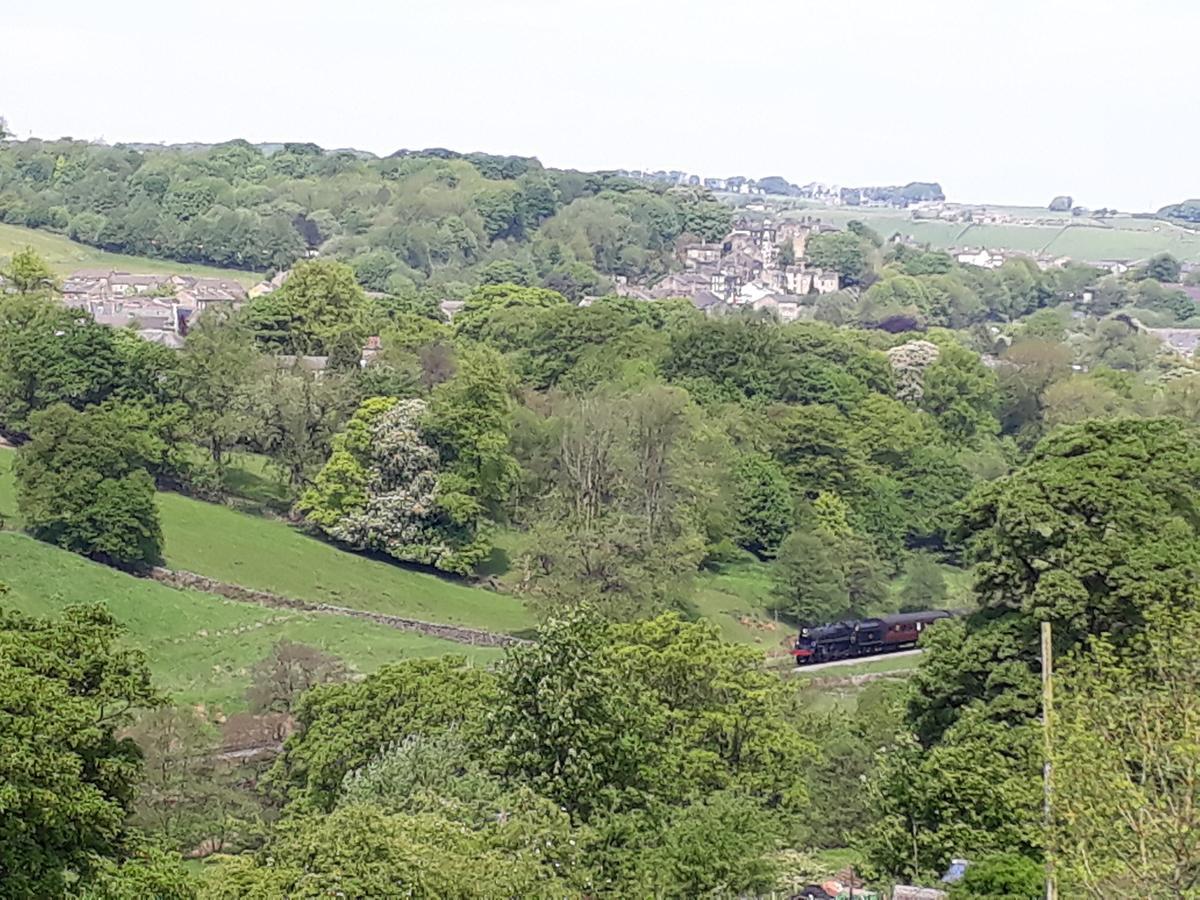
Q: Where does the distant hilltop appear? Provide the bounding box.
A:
[612,169,944,208]
[1158,199,1200,224]
[90,139,946,209]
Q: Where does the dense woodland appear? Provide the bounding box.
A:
[0,139,733,299]
[3,178,1200,897]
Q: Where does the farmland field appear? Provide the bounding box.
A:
[785,204,1200,262]
[0,531,501,710]
[0,222,262,285]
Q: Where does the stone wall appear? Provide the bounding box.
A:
[145,566,527,649]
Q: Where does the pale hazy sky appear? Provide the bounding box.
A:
[4,0,1197,211]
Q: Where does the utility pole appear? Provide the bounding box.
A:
[1041,621,1057,900]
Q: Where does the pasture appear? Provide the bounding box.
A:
[0,531,501,710]
[0,446,535,635]
[793,204,1200,262]
[0,222,261,285]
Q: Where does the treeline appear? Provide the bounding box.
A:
[0,138,731,298]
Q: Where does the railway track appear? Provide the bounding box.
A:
[789,647,924,673]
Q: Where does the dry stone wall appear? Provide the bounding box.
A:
[146,566,527,648]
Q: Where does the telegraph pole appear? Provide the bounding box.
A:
[1041,621,1057,900]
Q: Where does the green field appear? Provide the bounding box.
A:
[0,532,500,710]
[157,491,536,634]
[0,223,262,285]
[788,204,1200,262]
[693,562,791,650]
[0,447,535,635]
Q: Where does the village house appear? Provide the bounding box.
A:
[814,270,840,293]
[109,272,171,297]
[689,291,725,315]
[57,268,249,346]
[783,265,809,294]
[751,293,805,323]
[954,248,1005,269]
[249,269,291,298]
[174,278,248,313]
[681,243,721,267]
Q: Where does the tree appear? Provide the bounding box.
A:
[771,528,852,623]
[1140,252,1182,283]
[76,846,196,900]
[1,245,57,293]
[614,792,782,897]
[860,274,931,329]
[861,707,1043,884]
[1040,375,1130,427]
[246,639,349,714]
[178,312,259,472]
[898,553,947,612]
[997,339,1073,440]
[246,363,352,491]
[920,338,1000,442]
[243,259,367,355]
[886,339,940,405]
[730,454,794,558]
[1081,318,1160,371]
[0,292,124,434]
[127,708,260,855]
[494,611,813,819]
[452,282,569,348]
[948,852,1042,899]
[518,387,723,619]
[0,605,162,898]
[806,231,871,285]
[1052,607,1200,897]
[16,404,162,568]
[267,656,497,812]
[424,345,520,514]
[200,803,554,899]
[959,417,1200,646]
[298,397,464,569]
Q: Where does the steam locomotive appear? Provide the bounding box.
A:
[792,610,951,665]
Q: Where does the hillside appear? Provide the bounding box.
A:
[0,532,500,710]
[0,446,534,635]
[0,222,261,284]
[0,139,732,296]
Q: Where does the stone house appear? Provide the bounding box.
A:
[681,243,721,267]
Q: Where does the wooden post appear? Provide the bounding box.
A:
[1041,621,1057,900]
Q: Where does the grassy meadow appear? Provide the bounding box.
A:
[0,223,262,285]
[0,531,500,710]
[0,446,534,637]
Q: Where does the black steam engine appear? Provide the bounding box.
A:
[792,610,951,665]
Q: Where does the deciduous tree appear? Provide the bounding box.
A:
[16,403,162,568]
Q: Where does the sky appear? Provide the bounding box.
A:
[3,0,1198,211]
